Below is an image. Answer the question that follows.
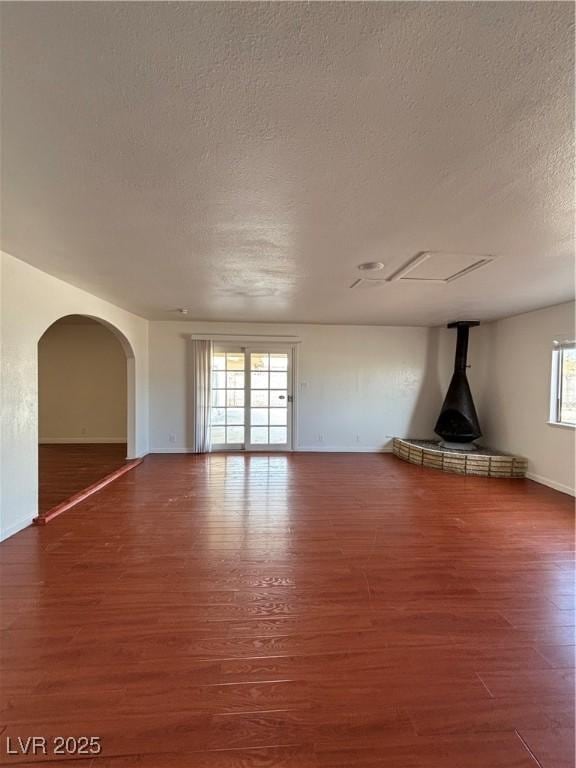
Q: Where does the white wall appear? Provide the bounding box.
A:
[481,301,575,495]
[39,319,128,442]
[149,321,448,453]
[0,252,149,540]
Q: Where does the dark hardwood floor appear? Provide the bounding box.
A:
[1,453,574,766]
[38,443,128,516]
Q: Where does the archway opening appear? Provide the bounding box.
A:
[37,314,133,518]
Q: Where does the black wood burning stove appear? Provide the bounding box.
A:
[434,321,482,449]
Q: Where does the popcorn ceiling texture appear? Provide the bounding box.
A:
[1,2,574,324]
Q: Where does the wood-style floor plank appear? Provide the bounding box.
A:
[38,443,128,515]
[1,453,574,766]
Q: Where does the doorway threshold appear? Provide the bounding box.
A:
[34,457,144,525]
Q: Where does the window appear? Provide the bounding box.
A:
[550,341,576,426]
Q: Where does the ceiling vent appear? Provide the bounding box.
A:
[386,252,494,283]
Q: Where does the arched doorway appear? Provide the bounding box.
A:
[37,314,136,518]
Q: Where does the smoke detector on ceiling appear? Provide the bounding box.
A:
[386,252,494,283]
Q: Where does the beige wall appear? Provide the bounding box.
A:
[39,318,128,442]
[481,302,575,495]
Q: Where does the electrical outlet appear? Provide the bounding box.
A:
[318,434,324,443]
[81,426,87,436]
[168,434,176,444]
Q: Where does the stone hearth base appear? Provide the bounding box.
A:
[393,438,527,478]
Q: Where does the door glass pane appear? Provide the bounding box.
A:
[212,371,226,389]
[226,353,244,370]
[227,371,244,389]
[270,354,288,371]
[251,371,269,389]
[211,426,225,443]
[251,408,269,426]
[226,390,244,407]
[213,354,226,370]
[227,426,244,443]
[270,371,287,389]
[269,427,287,444]
[251,426,268,444]
[269,408,287,426]
[251,353,269,370]
[212,407,225,425]
[212,389,225,407]
[226,408,244,425]
[251,390,268,407]
[270,390,287,407]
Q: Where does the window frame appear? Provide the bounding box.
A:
[549,340,576,428]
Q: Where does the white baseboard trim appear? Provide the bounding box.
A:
[150,446,393,454]
[39,437,127,444]
[0,515,34,542]
[525,472,575,497]
[297,445,392,453]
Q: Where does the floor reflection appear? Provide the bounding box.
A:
[202,453,290,554]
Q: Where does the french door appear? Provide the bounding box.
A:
[210,346,293,451]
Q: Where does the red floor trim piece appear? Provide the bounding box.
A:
[34,458,144,525]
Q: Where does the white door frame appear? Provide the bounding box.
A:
[209,342,299,453]
[244,344,295,452]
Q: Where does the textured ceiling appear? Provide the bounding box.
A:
[1,2,574,325]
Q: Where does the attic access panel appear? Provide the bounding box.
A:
[387,252,493,283]
[349,278,387,289]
